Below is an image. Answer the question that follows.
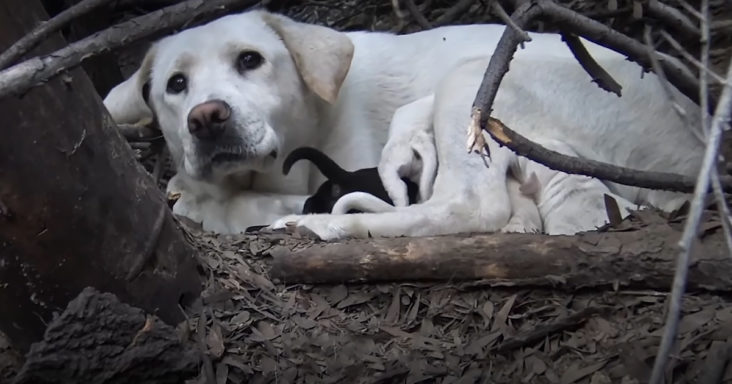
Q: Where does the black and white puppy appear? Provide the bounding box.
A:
[283,147,419,214]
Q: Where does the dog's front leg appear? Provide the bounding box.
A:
[379,94,437,206]
[167,173,308,234]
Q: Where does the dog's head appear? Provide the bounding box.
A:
[103,10,354,182]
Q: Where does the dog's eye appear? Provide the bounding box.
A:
[166,74,187,94]
[236,51,264,72]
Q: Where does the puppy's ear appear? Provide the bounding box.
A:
[103,44,158,125]
[261,12,354,104]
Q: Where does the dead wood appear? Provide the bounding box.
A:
[481,116,731,193]
[0,0,202,353]
[560,32,623,96]
[0,0,111,69]
[0,0,260,98]
[469,1,731,193]
[11,287,200,384]
[269,216,732,291]
[494,307,606,353]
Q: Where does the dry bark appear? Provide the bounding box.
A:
[269,218,732,291]
[0,0,202,352]
[11,287,200,384]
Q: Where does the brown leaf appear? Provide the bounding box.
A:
[215,362,229,384]
[326,284,348,305]
[679,308,716,334]
[494,294,517,334]
[384,287,401,324]
[206,323,225,359]
[560,360,608,384]
[604,194,624,227]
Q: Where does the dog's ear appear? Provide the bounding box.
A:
[103,44,158,125]
[261,12,354,104]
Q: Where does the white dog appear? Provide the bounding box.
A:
[269,55,702,239]
[104,10,702,239]
[103,9,542,234]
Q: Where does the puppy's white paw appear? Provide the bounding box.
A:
[269,214,351,241]
[500,217,542,234]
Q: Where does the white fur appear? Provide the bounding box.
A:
[270,51,702,240]
[105,10,702,239]
[104,10,513,233]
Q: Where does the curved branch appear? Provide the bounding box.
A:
[0,0,260,98]
[480,115,732,193]
[0,0,112,70]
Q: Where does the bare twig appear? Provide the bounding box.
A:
[649,56,732,384]
[642,26,705,143]
[433,0,474,26]
[536,0,702,105]
[560,32,623,96]
[0,0,112,69]
[481,116,729,192]
[659,29,728,85]
[0,0,260,98]
[696,0,732,251]
[197,308,216,384]
[493,307,606,353]
[403,0,433,29]
[468,1,727,193]
[152,145,169,185]
[644,0,700,39]
[471,1,539,119]
[490,1,531,41]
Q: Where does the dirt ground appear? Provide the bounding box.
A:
[177,214,732,384]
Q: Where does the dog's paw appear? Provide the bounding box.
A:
[269,214,351,241]
[500,217,542,234]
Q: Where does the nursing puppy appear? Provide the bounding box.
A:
[282,146,419,214]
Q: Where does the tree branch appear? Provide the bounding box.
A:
[469,1,726,193]
[403,0,433,29]
[480,116,732,193]
[560,31,623,97]
[536,0,702,105]
[0,0,261,98]
[0,0,112,70]
[649,10,732,384]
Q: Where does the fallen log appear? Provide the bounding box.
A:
[0,0,202,352]
[269,217,732,291]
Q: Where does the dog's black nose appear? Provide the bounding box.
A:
[187,99,231,140]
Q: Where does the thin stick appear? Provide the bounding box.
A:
[659,30,728,85]
[491,1,531,41]
[433,0,474,26]
[648,57,732,384]
[482,116,728,193]
[536,0,702,105]
[403,0,433,29]
[0,0,260,98]
[561,32,622,96]
[642,26,705,144]
[0,0,112,69]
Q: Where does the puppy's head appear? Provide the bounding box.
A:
[103,10,354,183]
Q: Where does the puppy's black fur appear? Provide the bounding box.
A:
[283,147,419,214]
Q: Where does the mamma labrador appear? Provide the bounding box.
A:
[104,9,702,239]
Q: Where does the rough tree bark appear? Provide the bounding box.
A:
[269,217,732,291]
[0,0,202,352]
[11,287,200,384]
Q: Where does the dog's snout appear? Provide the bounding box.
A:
[187,99,231,139]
